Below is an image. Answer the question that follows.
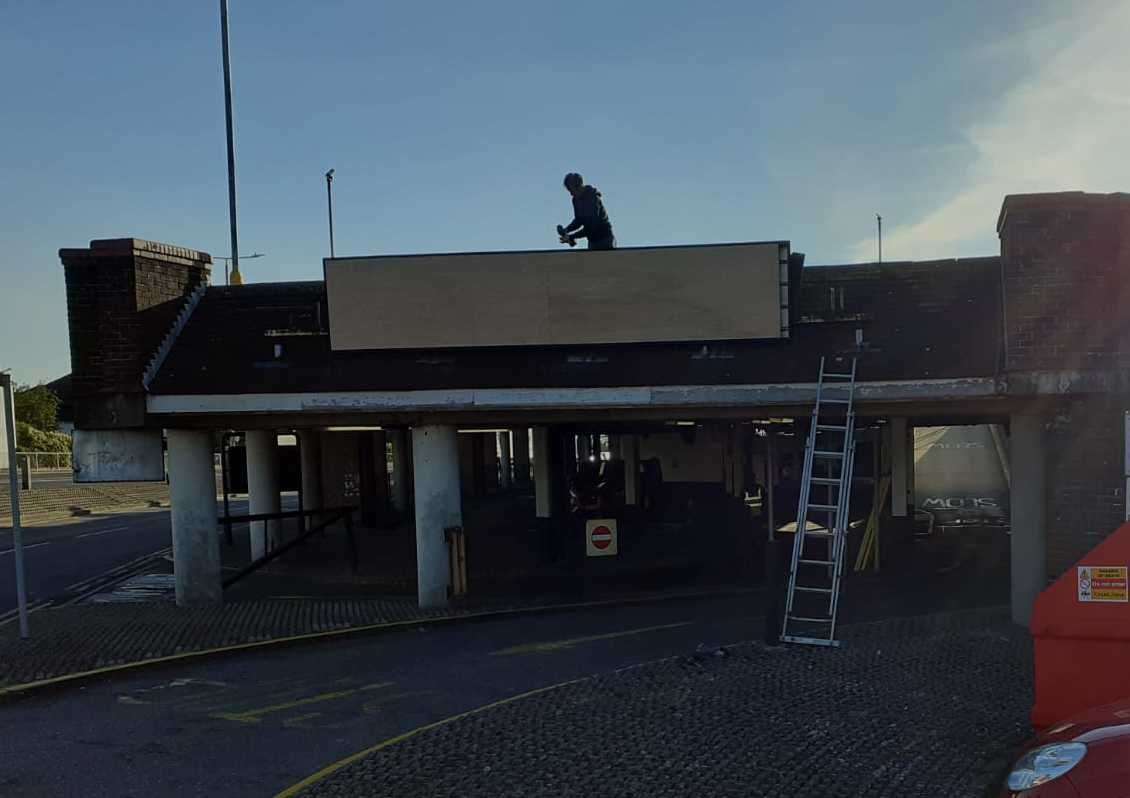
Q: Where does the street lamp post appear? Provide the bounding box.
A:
[217,252,264,285]
[325,169,336,258]
[219,0,241,285]
[1,372,30,638]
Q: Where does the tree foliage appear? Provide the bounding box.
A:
[15,421,71,453]
[14,383,59,433]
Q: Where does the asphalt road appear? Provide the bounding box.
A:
[0,594,761,798]
[0,511,176,621]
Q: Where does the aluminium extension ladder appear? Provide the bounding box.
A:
[781,357,858,647]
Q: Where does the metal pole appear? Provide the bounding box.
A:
[877,214,882,263]
[325,169,335,258]
[220,0,241,284]
[2,374,30,638]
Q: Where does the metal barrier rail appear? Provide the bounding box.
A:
[219,506,358,589]
[2,452,73,472]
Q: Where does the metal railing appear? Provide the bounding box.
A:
[1,452,73,472]
[219,505,358,589]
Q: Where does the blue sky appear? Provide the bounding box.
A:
[2,0,1127,384]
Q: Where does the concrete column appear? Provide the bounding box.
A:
[890,417,910,517]
[372,429,389,508]
[512,427,530,484]
[622,435,639,505]
[480,432,498,493]
[734,429,747,498]
[299,430,322,530]
[577,434,592,462]
[389,428,411,514]
[246,430,281,560]
[412,425,461,608]
[167,430,221,606]
[607,435,621,460]
[498,431,512,489]
[1010,414,1047,626]
[533,426,553,518]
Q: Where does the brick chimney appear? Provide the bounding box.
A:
[59,238,211,429]
[997,192,1130,374]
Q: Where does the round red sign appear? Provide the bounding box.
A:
[590,525,613,550]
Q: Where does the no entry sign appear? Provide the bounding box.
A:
[585,518,619,557]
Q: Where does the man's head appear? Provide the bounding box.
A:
[563,172,584,197]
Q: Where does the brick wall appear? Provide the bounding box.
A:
[998,192,1130,373]
[1044,393,1127,578]
[59,239,210,428]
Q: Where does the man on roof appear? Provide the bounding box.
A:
[557,172,616,250]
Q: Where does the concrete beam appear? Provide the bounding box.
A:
[412,426,460,608]
[1010,414,1047,626]
[167,430,221,605]
[147,377,1001,417]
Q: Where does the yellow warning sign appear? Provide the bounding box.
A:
[1077,566,1129,603]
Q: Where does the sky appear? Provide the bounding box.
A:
[1,0,1128,384]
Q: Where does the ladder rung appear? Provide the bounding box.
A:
[822,373,854,379]
[781,635,842,648]
[820,398,852,404]
[799,558,835,565]
[810,478,842,485]
[803,530,836,538]
[813,450,844,458]
[816,424,848,431]
[808,503,839,511]
[794,586,833,594]
[788,615,832,623]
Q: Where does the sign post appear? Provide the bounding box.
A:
[1,373,30,638]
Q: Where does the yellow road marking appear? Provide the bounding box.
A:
[210,681,393,724]
[282,713,323,729]
[273,677,591,798]
[0,586,751,699]
[489,621,692,656]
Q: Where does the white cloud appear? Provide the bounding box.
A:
[851,0,1130,262]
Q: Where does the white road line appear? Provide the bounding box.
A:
[0,599,53,627]
[75,526,129,540]
[64,547,171,592]
[0,541,51,557]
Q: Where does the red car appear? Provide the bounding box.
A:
[1001,697,1130,796]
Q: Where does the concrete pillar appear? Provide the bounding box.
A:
[533,426,553,518]
[372,429,389,508]
[498,431,512,489]
[607,435,621,460]
[480,432,498,493]
[577,434,592,462]
[890,417,911,517]
[1010,414,1047,626]
[412,425,461,608]
[246,430,281,560]
[389,428,411,514]
[512,427,530,484]
[622,435,639,505]
[458,433,476,497]
[299,430,322,530]
[167,430,221,605]
[734,429,747,498]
